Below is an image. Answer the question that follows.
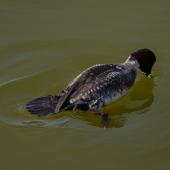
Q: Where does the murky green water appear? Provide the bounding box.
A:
[0,0,170,169]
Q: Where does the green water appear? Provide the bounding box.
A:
[0,0,170,169]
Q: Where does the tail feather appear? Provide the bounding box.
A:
[26,95,60,116]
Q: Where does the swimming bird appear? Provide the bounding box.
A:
[26,48,156,117]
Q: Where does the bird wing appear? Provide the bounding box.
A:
[55,64,119,112]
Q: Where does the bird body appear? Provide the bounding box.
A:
[57,60,138,112]
[26,49,156,116]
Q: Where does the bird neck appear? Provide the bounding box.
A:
[123,56,139,70]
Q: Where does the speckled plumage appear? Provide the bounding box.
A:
[55,61,138,113]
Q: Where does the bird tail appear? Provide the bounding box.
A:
[25,95,60,116]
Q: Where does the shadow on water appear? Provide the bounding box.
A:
[69,76,155,128]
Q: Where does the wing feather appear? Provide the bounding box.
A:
[54,64,117,112]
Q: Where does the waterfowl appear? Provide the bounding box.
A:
[26,48,156,118]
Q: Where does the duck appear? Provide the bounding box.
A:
[26,48,156,118]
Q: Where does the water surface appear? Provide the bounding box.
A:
[0,0,170,170]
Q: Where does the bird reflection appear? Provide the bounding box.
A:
[71,76,155,128]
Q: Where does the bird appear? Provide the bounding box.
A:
[26,48,156,119]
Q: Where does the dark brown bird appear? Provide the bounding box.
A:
[26,48,156,117]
